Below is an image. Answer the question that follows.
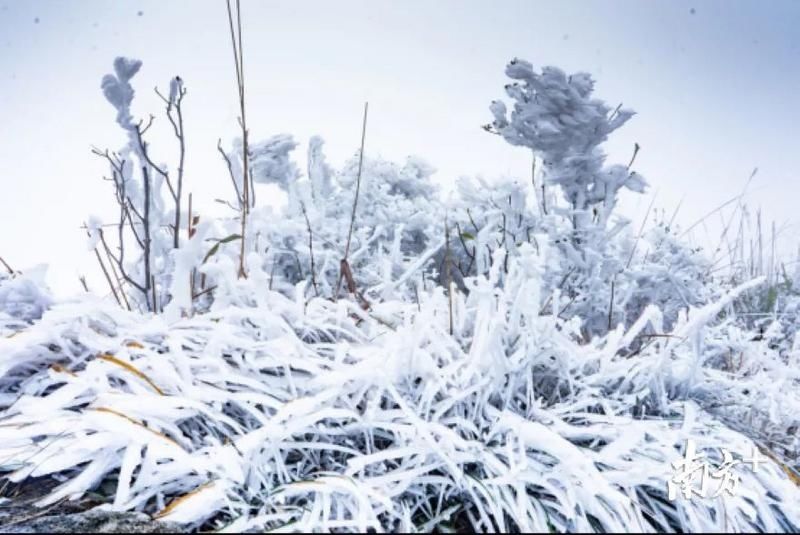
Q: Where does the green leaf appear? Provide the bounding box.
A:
[202,234,242,264]
[764,285,778,312]
[460,231,475,241]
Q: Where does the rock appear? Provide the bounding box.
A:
[1,509,185,533]
[0,477,188,533]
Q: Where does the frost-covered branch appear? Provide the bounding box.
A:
[97,57,183,312]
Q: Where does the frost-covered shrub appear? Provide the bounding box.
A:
[219,133,301,211]
[95,57,187,313]
[620,223,713,330]
[487,59,646,236]
[477,59,719,338]
[197,141,445,306]
[0,266,52,324]
[448,175,540,281]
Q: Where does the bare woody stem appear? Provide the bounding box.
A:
[171,86,187,249]
[156,83,188,248]
[142,165,153,311]
[93,246,122,307]
[153,81,188,249]
[99,234,131,311]
[445,215,454,336]
[335,102,369,300]
[344,102,369,261]
[301,202,319,297]
[226,0,250,279]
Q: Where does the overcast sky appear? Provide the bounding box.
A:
[1,0,798,295]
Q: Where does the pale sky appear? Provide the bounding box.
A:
[1,0,798,296]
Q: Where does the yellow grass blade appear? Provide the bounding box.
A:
[154,481,215,519]
[49,363,77,377]
[91,407,183,449]
[760,446,800,486]
[96,353,165,395]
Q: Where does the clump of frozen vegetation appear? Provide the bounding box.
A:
[0,266,52,327]
[1,56,799,533]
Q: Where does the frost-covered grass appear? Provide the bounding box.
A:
[2,250,800,532]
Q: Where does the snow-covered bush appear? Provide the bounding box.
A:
[487,59,646,236]
[476,60,720,339]
[207,138,444,306]
[615,223,713,332]
[94,57,188,314]
[0,266,52,325]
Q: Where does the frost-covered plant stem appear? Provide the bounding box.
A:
[154,80,188,249]
[225,0,250,279]
[91,144,153,311]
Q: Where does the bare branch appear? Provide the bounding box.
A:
[98,229,145,294]
[218,139,243,207]
[155,80,188,248]
[0,256,15,275]
[91,245,122,307]
[133,123,177,201]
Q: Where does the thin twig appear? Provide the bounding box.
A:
[92,246,122,307]
[102,243,132,311]
[301,202,319,297]
[680,168,757,238]
[445,215,454,336]
[188,192,195,310]
[217,139,243,206]
[538,267,576,315]
[142,165,153,311]
[335,102,369,300]
[626,142,640,170]
[344,102,369,261]
[607,277,616,330]
[98,230,144,294]
[156,79,187,248]
[226,0,250,278]
[192,285,217,300]
[625,192,658,270]
[0,256,13,275]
